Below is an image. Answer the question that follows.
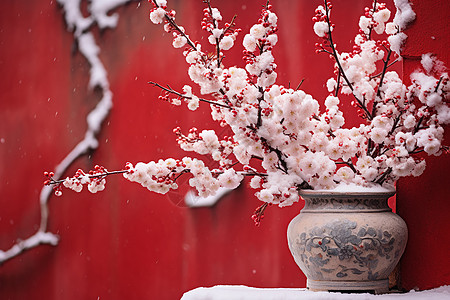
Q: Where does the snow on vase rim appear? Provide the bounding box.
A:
[301,183,396,196]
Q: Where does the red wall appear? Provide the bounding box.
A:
[397,0,450,291]
[0,0,448,299]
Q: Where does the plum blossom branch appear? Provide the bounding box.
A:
[151,0,198,51]
[370,57,400,80]
[251,202,270,227]
[320,1,373,120]
[204,0,236,67]
[366,0,378,40]
[44,169,129,186]
[149,81,232,109]
[49,0,449,226]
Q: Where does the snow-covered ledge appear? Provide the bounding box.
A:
[185,187,234,207]
[180,285,450,300]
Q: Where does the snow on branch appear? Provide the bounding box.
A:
[0,0,134,265]
[0,231,59,265]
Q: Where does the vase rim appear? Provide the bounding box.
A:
[299,187,396,198]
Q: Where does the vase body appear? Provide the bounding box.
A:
[287,189,408,294]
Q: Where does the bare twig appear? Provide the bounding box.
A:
[323,1,372,120]
[149,81,232,109]
[336,159,358,174]
[46,170,129,186]
[152,0,198,51]
[375,167,392,185]
[295,79,305,91]
[372,49,393,117]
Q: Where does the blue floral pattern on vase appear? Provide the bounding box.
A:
[290,219,399,281]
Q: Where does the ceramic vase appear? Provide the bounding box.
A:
[287,189,408,294]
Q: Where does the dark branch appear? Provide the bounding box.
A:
[149,81,232,109]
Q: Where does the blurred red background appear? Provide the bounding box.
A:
[0,0,448,299]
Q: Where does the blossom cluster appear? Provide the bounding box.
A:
[47,0,449,222]
[44,165,108,196]
[123,157,243,198]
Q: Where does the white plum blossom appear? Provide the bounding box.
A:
[233,144,251,165]
[218,169,243,189]
[250,176,262,189]
[219,35,234,50]
[88,179,106,193]
[373,8,391,34]
[370,127,388,144]
[325,95,339,109]
[267,34,278,46]
[403,115,416,129]
[313,21,329,38]
[155,0,167,6]
[374,8,391,23]
[210,7,222,21]
[395,132,416,152]
[199,130,220,151]
[149,8,165,24]
[187,97,199,110]
[412,160,426,177]
[385,22,398,35]
[250,24,266,39]
[388,31,407,54]
[243,34,257,52]
[53,0,449,224]
[335,167,355,183]
[63,177,83,192]
[326,78,337,92]
[358,16,371,35]
[182,85,200,110]
[256,189,274,203]
[372,115,393,131]
[172,35,187,48]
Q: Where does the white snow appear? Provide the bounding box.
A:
[0,231,59,264]
[57,0,130,35]
[46,0,120,201]
[56,0,92,37]
[185,187,233,207]
[89,0,130,29]
[421,53,434,73]
[181,285,450,300]
[388,0,416,55]
[313,183,395,193]
[388,32,407,55]
[393,0,416,30]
